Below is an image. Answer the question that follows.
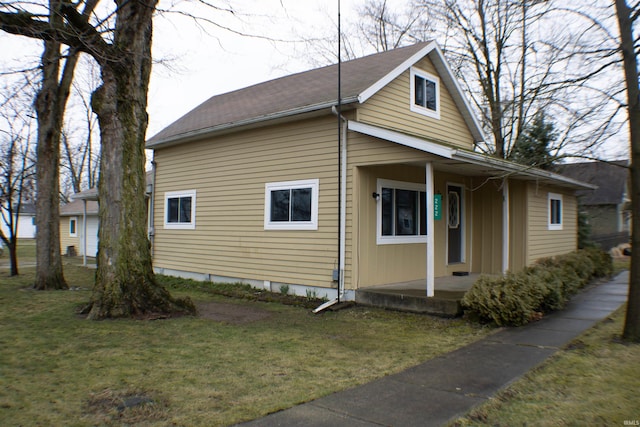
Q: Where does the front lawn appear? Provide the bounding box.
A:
[0,265,491,426]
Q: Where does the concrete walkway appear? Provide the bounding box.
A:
[236,272,629,427]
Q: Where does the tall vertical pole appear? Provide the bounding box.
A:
[337,0,343,302]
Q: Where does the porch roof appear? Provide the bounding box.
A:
[348,121,596,191]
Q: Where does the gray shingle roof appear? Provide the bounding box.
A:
[60,199,99,216]
[556,161,629,205]
[147,42,439,146]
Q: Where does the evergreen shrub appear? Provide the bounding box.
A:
[462,248,613,326]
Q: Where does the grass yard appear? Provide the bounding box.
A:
[0,262,492,426]
[451,309,640,426]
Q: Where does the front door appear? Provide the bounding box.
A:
[447,185,463,264]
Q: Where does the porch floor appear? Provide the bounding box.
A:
[355,274,480,317]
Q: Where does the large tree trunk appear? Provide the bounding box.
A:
[615,0,640,342]
[33,36,67,290]
[83,0,194,319]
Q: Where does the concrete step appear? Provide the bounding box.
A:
[355,288,464,317]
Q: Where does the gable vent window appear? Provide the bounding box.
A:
[410,67,440,119]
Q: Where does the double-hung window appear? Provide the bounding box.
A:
[410,67,440,119]
[164,190,196,229]
[548,192,563,230]
[264,179,319,230]
[377,179,427,244]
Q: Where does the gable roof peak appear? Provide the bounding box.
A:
[147,41,484,148]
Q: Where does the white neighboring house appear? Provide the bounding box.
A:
[60,193,99,259]
[0,203,37,239]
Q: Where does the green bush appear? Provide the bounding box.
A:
[462,248,613,326]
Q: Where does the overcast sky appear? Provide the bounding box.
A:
[0,0,362,136]
[147,0,361,137]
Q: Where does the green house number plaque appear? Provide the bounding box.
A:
[434,194,442,220]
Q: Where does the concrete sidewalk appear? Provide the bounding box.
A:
[235,272,628,427]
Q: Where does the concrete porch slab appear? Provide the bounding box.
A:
[354,274,479,317]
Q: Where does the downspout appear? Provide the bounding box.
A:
[339,118,347,301]
[149,160,157,257]
[314,0,345,314]
[314,107,347,314]
[502,178,510,273]
[468,178,473,274]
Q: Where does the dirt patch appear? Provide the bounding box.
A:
[85,388,167,425]
[196,301,272,324]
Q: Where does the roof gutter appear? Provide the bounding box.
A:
[146,97,360,149]
[451,149,598,190]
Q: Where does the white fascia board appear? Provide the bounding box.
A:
[358,41,437,104]
[428,44,485,143]
[348,121,454,159]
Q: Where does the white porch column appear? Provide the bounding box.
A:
[426,162,435,297]
[82,199,87,267]
[502,178,509,273]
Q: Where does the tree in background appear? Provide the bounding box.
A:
[60,56,101,200]
[613,0,640,342]
[509,112,557,169]
[0,82,36,276]
[0,0,196,318]
[296,0,434,65]
[420,0,623,160]
[31,0,93,290]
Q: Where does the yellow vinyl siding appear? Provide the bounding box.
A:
[470,180,504,274]
[526,184,578,264]
[152,116,340,289]
[509,180,528,272]
[357,57,474,150]
[59,216,80,256]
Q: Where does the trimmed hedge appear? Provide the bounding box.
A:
[461,248,613,326]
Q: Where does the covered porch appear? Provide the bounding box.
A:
[355,274,480,317]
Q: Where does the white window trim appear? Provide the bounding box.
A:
[164,190,196,230]
[548,192,563,231]
[264,179,319,230]
[377,179,428,245]
[69,216,78,237]
[409,67,441,120]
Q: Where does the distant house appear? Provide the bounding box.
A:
[60,196,99,257]
[558,160,630,249]
[0,203,37,239]
[59,173,154,259]
[146,41,592,303]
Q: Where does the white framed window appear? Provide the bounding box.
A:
[410,67,440,119]
[377,179,427,245]
[164,190,196,230]
[548,192,563,230]
[264,179,319,230]
[69,217,78,237]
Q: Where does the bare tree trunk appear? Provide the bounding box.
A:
[33,35,67,290]
[615,0,640,342]
[83,0,194,319]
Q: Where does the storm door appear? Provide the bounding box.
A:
[447,185,464,264]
